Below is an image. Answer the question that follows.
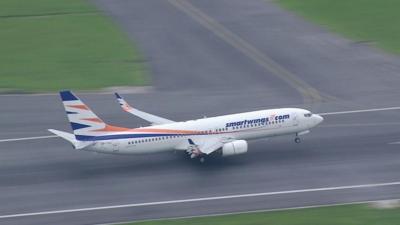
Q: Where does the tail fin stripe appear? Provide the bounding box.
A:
[66,111,78,114]
[60,91,79,101]
[70,122,91,130]
[82,118,103,123]
[67,105,89,110]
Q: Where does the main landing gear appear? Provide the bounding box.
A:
[294,133,301,143]
[199,157,205,163]
[187,139,206,163]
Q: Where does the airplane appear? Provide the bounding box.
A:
[49,91,324,162]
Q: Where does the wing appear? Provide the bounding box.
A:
[318,106,400,116]
[115,93,175,125]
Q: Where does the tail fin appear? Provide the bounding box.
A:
[59,91,107,141]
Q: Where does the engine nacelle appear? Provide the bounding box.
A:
[221,140,248,157]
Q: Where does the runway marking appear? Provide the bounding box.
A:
[319,106,400,116]
[99,198,400,225]
[321,122,400,128]
[0,135,57,143]
[1,181,400,219]
[389,141,400,145]
[167,0,330,104]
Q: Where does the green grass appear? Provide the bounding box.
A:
[122,204,400,225]
[0,0,147,92]
[276,0,400,54]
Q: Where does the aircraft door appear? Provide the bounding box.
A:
[112,142,119,153]
[292,112,299,126]
[107,141,119,153]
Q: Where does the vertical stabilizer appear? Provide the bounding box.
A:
[59,91,106,141]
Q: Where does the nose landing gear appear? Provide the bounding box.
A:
[294,133,301,143]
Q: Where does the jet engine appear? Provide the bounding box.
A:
[221,140,248,157]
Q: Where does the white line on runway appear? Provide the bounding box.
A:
[98,198,400,225]
[1,181,400,219]
[321,122,400,128]
[389,141,400,145]
[319,106,400,116]
[0,135,57,143]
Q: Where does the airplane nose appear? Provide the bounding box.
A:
[314,114,324,124]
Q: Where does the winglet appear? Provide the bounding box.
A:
[188,139,196,146]
[115,92,133,112]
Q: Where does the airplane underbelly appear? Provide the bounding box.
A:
[90,140,175,155]
[127,141,177,154]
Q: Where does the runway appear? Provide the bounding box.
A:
[2,0,400,224]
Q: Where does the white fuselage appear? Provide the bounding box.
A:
[86,108,323,155]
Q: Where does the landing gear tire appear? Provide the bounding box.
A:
[295,137,301,143]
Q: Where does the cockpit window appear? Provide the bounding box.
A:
[304,113,312,117]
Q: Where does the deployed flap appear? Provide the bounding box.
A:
[180,136,230,155]
[115,93,175,125]
[196,138,225,155]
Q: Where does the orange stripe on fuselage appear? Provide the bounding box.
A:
[94,125,131,132]
[93,125,201,134]
[135,128,199,134]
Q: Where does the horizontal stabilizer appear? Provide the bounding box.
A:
[48,129,91,150]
